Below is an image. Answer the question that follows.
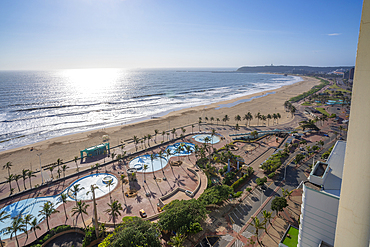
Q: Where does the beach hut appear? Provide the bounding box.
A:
[80,143,110,159]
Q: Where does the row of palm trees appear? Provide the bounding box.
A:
[200,112,282,127]
[2,161,72,195]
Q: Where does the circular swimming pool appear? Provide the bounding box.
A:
[129,142,195,173]
[192,134,221,144]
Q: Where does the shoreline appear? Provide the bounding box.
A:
[0,76,320,176]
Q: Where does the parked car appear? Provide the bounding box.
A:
[139,209,147,218]
[300,147,305,151]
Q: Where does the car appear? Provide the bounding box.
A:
[261,185,267,191]
[139,209,147,218]
[323,134,329,137]
[300,147,305,151]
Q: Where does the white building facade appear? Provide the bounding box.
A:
[298,141,346,247]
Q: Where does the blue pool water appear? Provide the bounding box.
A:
[192,134,221,144]
[0,173,117,240]
[129,142,195,173]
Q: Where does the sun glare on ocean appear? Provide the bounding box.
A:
[60,68,123,100]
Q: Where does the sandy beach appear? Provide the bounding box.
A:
[0,76,319,180]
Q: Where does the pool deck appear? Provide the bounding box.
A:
[0,136,212,247]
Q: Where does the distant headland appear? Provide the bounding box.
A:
[236,65,353,74]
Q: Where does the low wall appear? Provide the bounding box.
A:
[41,228,85,247]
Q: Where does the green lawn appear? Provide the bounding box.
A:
[315,107,330,116]
[282,226,299,246]
[301,102,311,106]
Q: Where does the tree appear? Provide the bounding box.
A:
[13,174,21,192]
[255,112,261,126]
[162,131,166,142]
[198,185,234,205]
[158,199,208,234]
[133,136,139,151]
[23,214,33,241]
[276,113,281,124]
[27,170,36,189]
[267,114,272,126]
[61,164,69,178]
[21,169,29,190]
[251,130,259,140]
[3,161,12,177]
[168,233,186,247]
[272,113,277,125]
[74,156,79,172]
[299,120,320,131]
[5,216,26,247]
[70,184,85,206]
[143,164,149,183]
[290,105,296,117]
[222,115,229,125]
[262,210,272,232]
[147,134,152,146]
[171,128,177,140]
[210,116,214,124]
[38,201,59,231]
[5,174,13,192]
[60,193,69,220]
[120,174,126,191]
[294,153,305,165]
[105,200,123,228]
[106,179,114,203]
[71,201,89,229]
[48,166,54,179]
[282,188,293,199]
[235,115,241,125]
[0,211,10,247]
[256,177,267,187]
[154,129,159,142]
[271,197,288,217]
[250,217,264,246]
[57,168,62,179]
[30,218,41,240]
[100,217,161,247]
[216,118,220,125]
[150,153,156,179]
[57,158,63,170]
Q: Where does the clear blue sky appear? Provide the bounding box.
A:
[0,0,363,70]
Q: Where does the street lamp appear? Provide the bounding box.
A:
[37,153,44,185]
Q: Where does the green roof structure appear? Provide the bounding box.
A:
[80,143,110,159]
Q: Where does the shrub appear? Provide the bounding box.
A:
[246,187,252,192]
[230,167,254,191]
[268,172,275,179]
[256,177,267,186]
[233,191,243,198]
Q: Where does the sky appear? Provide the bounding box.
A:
[0,0,364,70]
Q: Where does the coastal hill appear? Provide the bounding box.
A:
[236,65,353,74]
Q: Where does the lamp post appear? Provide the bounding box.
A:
[37,153,44,185]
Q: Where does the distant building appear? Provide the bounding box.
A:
[343,67,355,80]
[298,141,346,247]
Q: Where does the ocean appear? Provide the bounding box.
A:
[0,68,302,151]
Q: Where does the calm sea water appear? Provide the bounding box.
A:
[0,69,302,151]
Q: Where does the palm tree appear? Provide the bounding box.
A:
[250,216,265,246]
[181,127,186,139]
[235,115,241,125]
[290,105,296,117]
[13,174,21,192]
[255,112,261,126]
[5,216,26,247]
[210,116,214,124]
[162,131,166,142]
[57,158,63,170]
[38,201,59,231]
[158,151,164,173]
[61,164,69,178]
[70,184,84,206]
[60,193,69,220]
[29,218,41,240]
[105,200,123,228]
[21,169,29,190]
[261,115,267,125]
[205,116,208,123]
[23,214,33,241]
[27,170,36,189]
[3,161,12,177]
[216,117,220,125]
[74,156,79,172]
[95,163,100,174]
[133,136,139,151]
[154,129,159,142]
[48,166,54,179]
[262,210,272,232]
[171,128,176,140]
[267,114,272,126]
[5,174,13,192]
[272,113,277,125]
[57,168,62,179]
[106,179,114,203]
[0,211,10,247]
[222,115,229,125]
[143,164,149,183]
[276,113,281,124]
[150,153,156,179]
[147,134,152,146]
[198,120,201,131]
[143,136,147,148]
[168,233,186,247]
[71,201,89,229]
